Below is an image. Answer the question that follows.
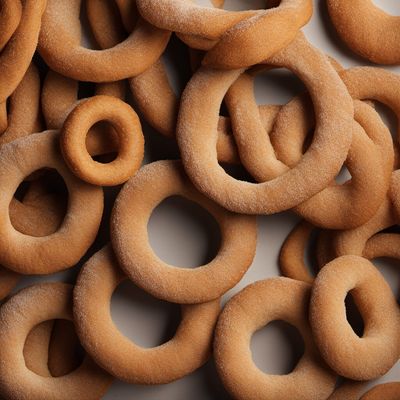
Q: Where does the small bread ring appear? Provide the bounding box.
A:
[38,0,170,82]
[73,245,221,384]
[0,130,104,274]
[177,33,353,214]
[61,95,144,186]
[0,0,22,51]
[137,0,312,69]
[111,160,257,304]
[310,255,400,380]
[0,282,113,399]
[214,277,336,400]
[363,233,400,260]
[327,0,400,65]
[360,382,400,400]
[0,0,46,103]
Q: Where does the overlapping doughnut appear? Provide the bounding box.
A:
[73,246,220,384]
[360,382,400,400]
[0,0,22,51]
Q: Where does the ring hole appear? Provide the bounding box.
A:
[372,0,400,14]
[254,69,306,106]
[303,227,322,278]
[111,280,181,348]
[196,0,272,10]
[148,196,221,268]
[335,165,351,184]
[86,122,119,164]
[251,320,305,375]
[10,169,68,237]
[345,292,365,337]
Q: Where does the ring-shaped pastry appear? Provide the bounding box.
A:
[38,0,170,82]
[360,382,400,400]
[73,245,221,384]
[177,33,354,214]
[61,95,144,186]
[0,0,22,51]
[310,255,400,380]
[137,0,312,69]
[0,0,46,103]
[327,0,400,65]
[111,160,257,304]
[214,277,336,400]
[0,130,103,274]
[0,282,113,399]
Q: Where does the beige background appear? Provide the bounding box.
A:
[15,0,400,398]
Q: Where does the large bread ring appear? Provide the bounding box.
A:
[111,160,257,304]
[38,0,170,82]
[136,0,312,69]
[177,33,353,214]
[327,0,400,65]
[0,282,113,399]
[61,95,144,186]
[214,277,336,400]
[360,382,400,400]
[310,255,400,380]
[73,245,221,384]
[0,130,103,274]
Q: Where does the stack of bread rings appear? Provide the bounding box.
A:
[0,0,398,399]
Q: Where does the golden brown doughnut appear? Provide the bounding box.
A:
[0,0,22,51]
[0,282,113,399]
[327,0,400,65]
[38,0,170,82]
[177,33,354,214]
[360,382,400,400]
[137,0,312,70]
[73,245,221,384]
[61,95,144,186]
[0,0,46,103]
[111,160,257,304]
[0,130,104,275]
[214,277,336,400]
[327,380,367,400]
[310,255,400,380]
[363,233,400,260]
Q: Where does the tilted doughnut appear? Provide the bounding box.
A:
[0,0,46,103]
[0,0,22,51]
[0,282,113,399]
[327,0,400,65]
[177,33,354,214]
[0,130,104,275]
[73,245,221,384]
[214,277,336,400]
[0,63,42,146]
[363,233,400,261]
[310,255,400,380]
[38,0,170,82]
[360,382,400,400]
[111,160,257,304]
[137,0,312,70]
[61,95,144,186]
[41,70,122,157]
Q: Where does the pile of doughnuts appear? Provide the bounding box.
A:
[0,0,399,399]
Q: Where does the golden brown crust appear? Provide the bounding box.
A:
[360,382,400,400]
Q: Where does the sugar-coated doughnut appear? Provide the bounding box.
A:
[360,382,400,400]
[0,282,113,399]
[214,277,336,400]
[111,160,257,304]
[310,255,400,380]
[73,245,221,384]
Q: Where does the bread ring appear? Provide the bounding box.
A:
[111,160,257,304]
[0,0,22,51]
[310,255,400,380]
[0,0,46,103]
[364,233,400,260]
[61,95,144,186]
[214,277,336,400]
[137,0,312,69]
[360,382,400,400]
[73,245,221,384]
[177,33,353,214]
[0,130,104,274]
[38,0,170,82]
[327,0,400,65]
[327,380,367,400]
[0,282,113,399]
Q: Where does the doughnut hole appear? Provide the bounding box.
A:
[86,120,119,164]
[335,165,351,184]
[371,257,400,303]
[345,292,365,338]
[196,0,270,10]
[111,280,180,348]
[251,320,305,375]
[148,196,221,268]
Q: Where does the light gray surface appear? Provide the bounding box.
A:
[14,0,400,398]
